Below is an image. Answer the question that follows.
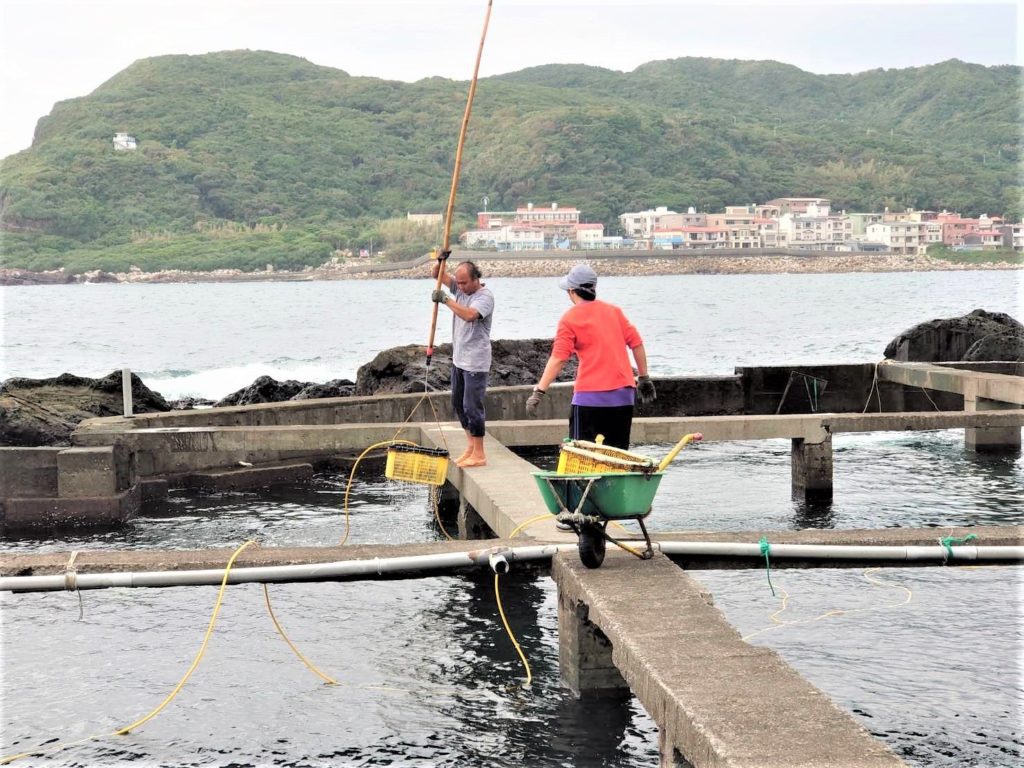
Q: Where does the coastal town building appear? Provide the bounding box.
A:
[707,207,761,249]
[461,200,1015,254]
[653,226,729,250]
[766,197,831,215]
[960,229,1008,251]
[406,212,442,225]
[619,206,679,239]
[658,209,708,230]
[882,208,937,223]
[936,214,980,246]
[756,218,780,247]
[573,223,622,249]
[847,212,885,236]
[475,203,581,244]
[514,202,581,239]
[997,223,1024,251]
[461,224,545,251]
[476,210,516,229]
[777,203,852,250]
[865,220,938,255]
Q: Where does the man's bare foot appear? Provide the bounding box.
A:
[454,448,473,464]
[457,455,487,468]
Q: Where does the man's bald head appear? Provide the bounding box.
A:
[454,261,482,295]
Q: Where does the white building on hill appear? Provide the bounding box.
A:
[113,132,137,151]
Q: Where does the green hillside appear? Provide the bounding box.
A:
[1,51,1019,273]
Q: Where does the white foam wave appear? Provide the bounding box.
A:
[146,361,352,401]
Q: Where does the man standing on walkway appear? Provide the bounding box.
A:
[431,253,495,467]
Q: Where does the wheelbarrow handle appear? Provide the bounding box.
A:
[656,432,703,473]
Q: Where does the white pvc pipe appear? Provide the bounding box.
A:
[0,544,577,594]
[655,542,1024,562]
[1,541,1020,594]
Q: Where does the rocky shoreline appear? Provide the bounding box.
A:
[2,251,1019,286]
[3,312,1020,447]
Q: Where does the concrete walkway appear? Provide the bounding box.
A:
[554,551,906,767]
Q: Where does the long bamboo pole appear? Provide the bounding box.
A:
[426,0,493,364]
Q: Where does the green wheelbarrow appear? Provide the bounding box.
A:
[532,470,664,568]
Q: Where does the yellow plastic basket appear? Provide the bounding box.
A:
[556,439,657,475]
[385,443,450,486]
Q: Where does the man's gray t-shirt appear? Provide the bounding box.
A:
[451,285,494,372]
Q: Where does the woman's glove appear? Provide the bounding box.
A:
[526,387,546,416]
[637,375,657,404]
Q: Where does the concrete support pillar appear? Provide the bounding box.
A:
[965,394,1022,454]
[791,435,833,502]
[436,481,460,515]
[5,443,141,529]
[557,588,628,699]
[57,444,135,498]
[457,497,489,540]
[658,731,691,768]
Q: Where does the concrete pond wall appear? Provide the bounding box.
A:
[2,362,1020,530]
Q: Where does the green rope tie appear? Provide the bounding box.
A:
[939,533,979,562]
[803,377,819,413]
[759,536,776,596]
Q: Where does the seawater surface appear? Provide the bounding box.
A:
[1,271,1022,766]
[2,269,1020,398]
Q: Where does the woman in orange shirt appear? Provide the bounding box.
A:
[525,263,656,448]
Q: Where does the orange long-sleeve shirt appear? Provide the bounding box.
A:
[551,299,643,392]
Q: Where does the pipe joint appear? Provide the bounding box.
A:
[488,553,509,575]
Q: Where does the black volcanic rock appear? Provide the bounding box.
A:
[355,338,577,396]
[215,375,356,406]
[355,345,454,396]
[293,379,357,400]
[963,327,1024,362]
[0,370,170,446]
[884,309,1022,362]
[215,376,308,406]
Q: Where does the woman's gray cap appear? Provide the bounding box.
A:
[558,263,598,291]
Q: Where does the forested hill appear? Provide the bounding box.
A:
[1,50,1019,273]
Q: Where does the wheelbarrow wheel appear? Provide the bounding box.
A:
[578,523,606,569]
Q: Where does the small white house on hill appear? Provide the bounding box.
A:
[113,133,137,151]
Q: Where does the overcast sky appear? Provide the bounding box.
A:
[0,0,1018,159]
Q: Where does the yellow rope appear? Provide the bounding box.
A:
[507,513,555,539]
[114,540,258,734]
[430,485,456,541]
[262,584,338,685]
[493,572,531,687]
[340,439,416,545]
[742,567,913,642]
[1,540,257,765]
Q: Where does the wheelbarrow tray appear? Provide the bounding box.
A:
[532,471,663,519]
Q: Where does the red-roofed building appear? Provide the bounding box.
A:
[961,229,1006,250]
[514,202,581,240]
[935,213,981,246]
